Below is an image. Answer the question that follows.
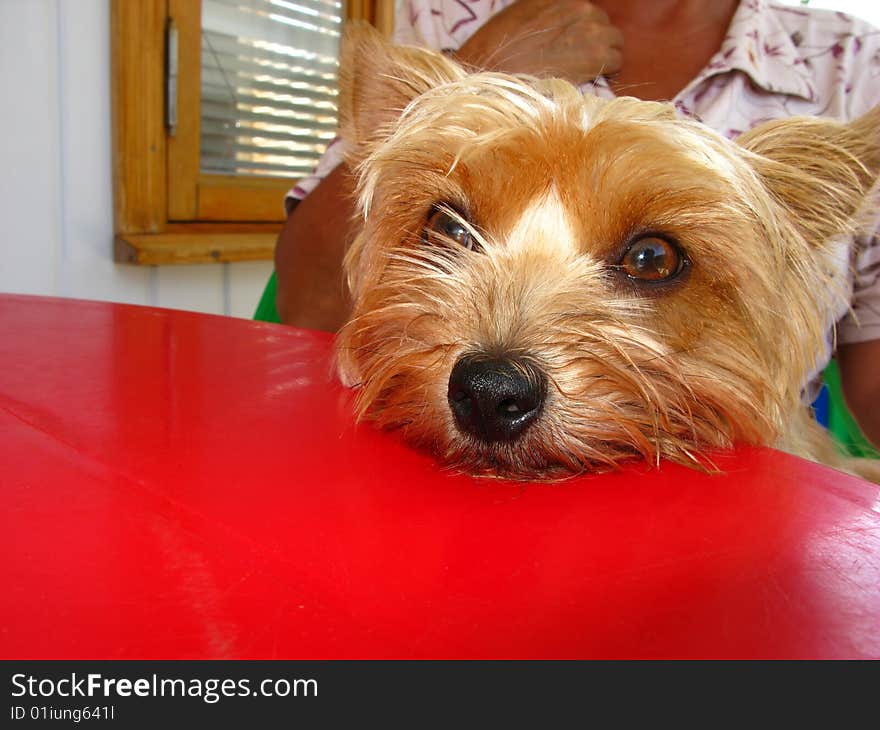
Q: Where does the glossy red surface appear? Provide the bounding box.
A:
[1,294,879,659]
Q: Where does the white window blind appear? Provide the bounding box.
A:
[200,0,344,178]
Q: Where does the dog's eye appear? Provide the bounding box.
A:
[619,235,686,282]
[423,207,476,250]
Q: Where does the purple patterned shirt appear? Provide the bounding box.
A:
[289,0,880,370]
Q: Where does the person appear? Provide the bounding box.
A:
[258,0,880,451]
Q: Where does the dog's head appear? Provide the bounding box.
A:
[334,24,880,478]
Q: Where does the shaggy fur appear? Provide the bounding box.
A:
[334,24,880,482]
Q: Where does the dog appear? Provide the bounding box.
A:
[333,25,880,483]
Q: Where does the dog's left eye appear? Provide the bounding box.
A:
[618,235,686,282]
[423,207,476,250]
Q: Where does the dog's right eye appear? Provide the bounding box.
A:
[423,207,476,251]
[617,234,687,283]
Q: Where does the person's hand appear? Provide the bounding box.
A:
[453,0,623,85]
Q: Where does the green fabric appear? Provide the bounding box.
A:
[824,360,879,459]
[254,270,281,323]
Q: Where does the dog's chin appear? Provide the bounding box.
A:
[439,436,568,481]
[439,430,718,481]
[360,403,566,480]
[438,434,649,482]
[411,414,651,481]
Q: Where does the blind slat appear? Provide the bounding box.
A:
[200,73,338,105]
[201,100,338,127]
[201,139,330,158]
[202,30,340,73]
[201,120,335,143]
[201,58,338,91]
[201,155,321,176]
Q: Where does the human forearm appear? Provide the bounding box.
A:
[274,164,355,332]
[838,339,880,449]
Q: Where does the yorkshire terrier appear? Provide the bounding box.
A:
[333,25,880,483]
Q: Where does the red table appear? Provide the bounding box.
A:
[1,294,878,659]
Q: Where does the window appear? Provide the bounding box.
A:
[199,0,342,180]
[111,0,393,264]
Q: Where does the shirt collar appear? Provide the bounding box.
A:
[700,0,816,101]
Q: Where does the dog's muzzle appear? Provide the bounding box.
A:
[447,355,546,443]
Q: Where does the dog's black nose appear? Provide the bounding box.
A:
[448,356,546,443]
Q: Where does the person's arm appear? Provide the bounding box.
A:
[275,164,354,331]
[837,338,880,449]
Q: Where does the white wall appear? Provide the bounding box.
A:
[0,0,274,318]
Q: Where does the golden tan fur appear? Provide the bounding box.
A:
[334,24,880,482]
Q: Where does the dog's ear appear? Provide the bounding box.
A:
[338,22,465,162]
[737,107,880,244]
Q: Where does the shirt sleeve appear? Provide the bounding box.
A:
[393,0,510,50]
[838,231,880,345]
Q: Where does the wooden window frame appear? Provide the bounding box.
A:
[111,0,393,265]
